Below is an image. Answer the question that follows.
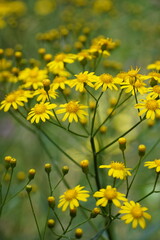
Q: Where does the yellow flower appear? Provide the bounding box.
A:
[135,96,160,120]
[147,85,160,99]
[33,88,58,102]
[144,159,160,172]
[51,76,69,90]
[93,185,127,207]
[56,101,88,123]
[148,72,160,82]
[27,102,57,123]
[19,67,48,89]
[76,49,93,62]
[47,53,76,73]
[58,185,90,211]
[147,60,160,71]
[94,73,121,91]
[99,161,132,180]
[0,91,28,112]
[69,71,98,92]
[119,201,151,229]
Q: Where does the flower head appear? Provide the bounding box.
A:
[94,73,121,91]
[119,201,151,229]
[56,100,88,123]
[147,85,160,99]
[144,159,160,172]
[99,161,132,180]
[27,102,57,123]
[0,91,28,112]
[69,71,98,92]
[135,96,160,120]
[34,88,58,102]
[58,185,90,211]
[93,185,127,208]
[147,60,160,71]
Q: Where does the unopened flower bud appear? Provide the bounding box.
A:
[26,185,32,193]
[38,48,46,55]
[44,163,52,174]
[138,144,146,157]
[90,207,100,218]
[75,228,83,239]
[42,79,51,93]
[4,156,12,169]
[48,196,55,209]
[70,208,77,218]
[15,51,22,59]
[47,219,55,228]
[10,158,17,168]
[28,169,36,180]
[80,160,89,174]
[99,125,107,134]
[62,166,69,176]
[118,137,126,151]
[44,54,52,62]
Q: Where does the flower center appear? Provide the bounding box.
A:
[134,80,143,88]
[100,74,113,83]
[104,189,117,200]
[131,206,143,218]
[153,85,160,94]
[66,101,79,113]
[64,189,77,201]
[30,70,38,78]
[34,104,46,114]
[54,76,66,83]
[77,73,88,82]
[128,68,140,77]
[110,162,124,170]
[55,54,66,62]
[6,94,16,102]
[154,159,160,166]
[145,99,158,110]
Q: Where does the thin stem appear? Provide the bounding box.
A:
[85,86,97,101]
[90,137,101,190]
[47,173,53,195]
[93,90,124,137]
[137,173,160,202]
[97,119,144,155]
[67,217,91,232]
[0,168,14,216]
[56,217,73,240]
[27,192,42,240]
[122,150,129,191]
[133,87,142,121]
[42,207,50,240]
[126,156,143,198]
[86,174,94,193]
[53,176,64,190]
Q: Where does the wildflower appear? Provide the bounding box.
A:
[19,67,48,89]
[147,85,160,99]
[138,144,146,157]
[47,53,76,73]
[147,60,160,71]
[118,137,127,151]
[27,102,57,123]
[119,201,151,229]
[148,72,160,83]
[0,91,28,112]
[144,159,160,172]
[34,88,58,102]
[56,100,88,123]
[93,185,127,207]
[51,76,69,90]
[135,96,160,120]
[69,71,97,92]
[94,73,121,91]
[58,185,90,211]
[99,162,131,180]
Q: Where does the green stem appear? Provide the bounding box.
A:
[137,173,160,202]
[0,168,14,216]
[97,119,144,155]
[126,156,143,198]
[93,90,124,137]
[27,192,42,240]
[56,217,73,240]
[133,86,142,121]
[47,173,53,195]
[86,174,94,193]
[90,137,100,190]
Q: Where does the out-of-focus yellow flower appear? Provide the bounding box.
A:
[34,0,56,15]
[147,60,160,71]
